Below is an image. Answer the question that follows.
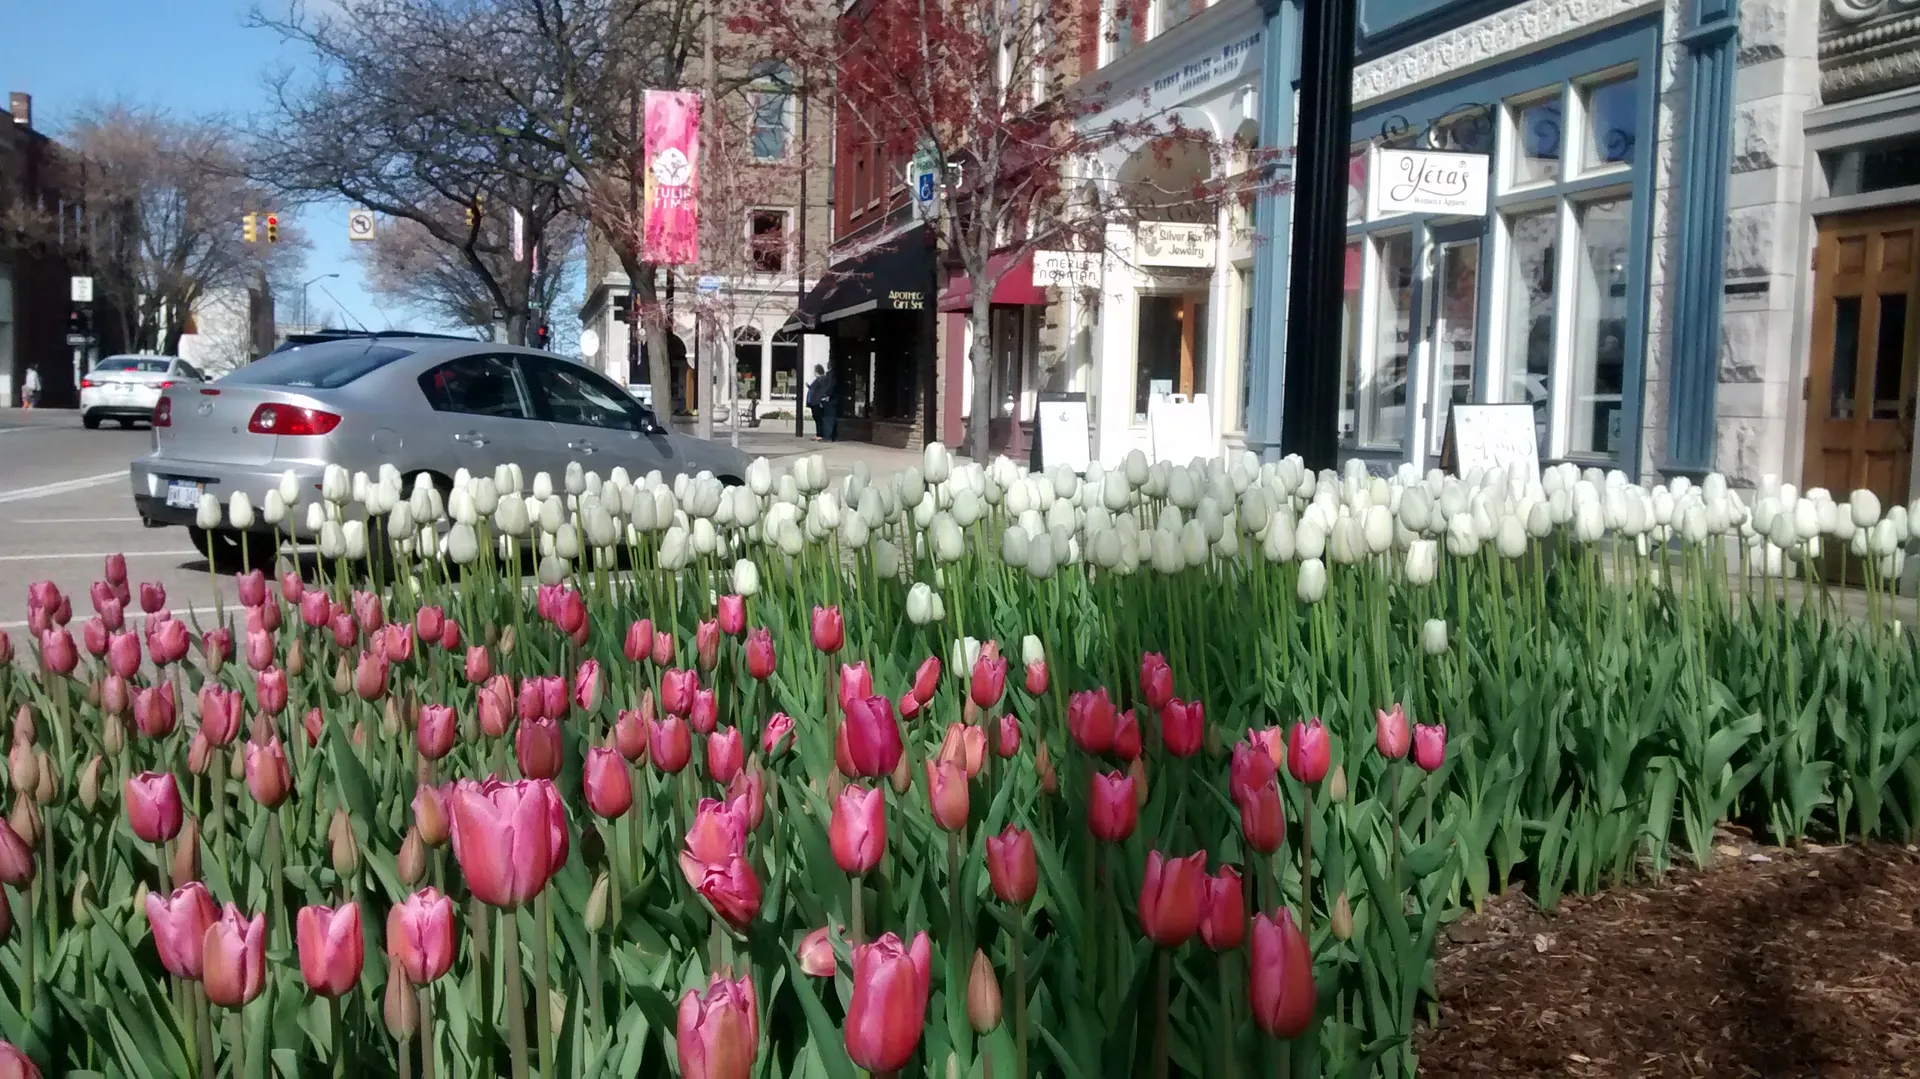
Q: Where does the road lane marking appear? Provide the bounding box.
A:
[19,516,144,524]
[0,470,130,505]
[0,549,184,562]
[0,603,221,632]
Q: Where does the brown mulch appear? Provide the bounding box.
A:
[1416,840,1920,1078]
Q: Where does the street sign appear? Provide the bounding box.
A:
[347,209,375,241]
[70,276,93,303]
[696,274,722,295]
[578,327,601,358]
[66,333,89,346]
[909,148,939,219]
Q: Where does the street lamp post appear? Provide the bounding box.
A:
[300,273,341,332]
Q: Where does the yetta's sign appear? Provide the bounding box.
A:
[1372,148,1489,217]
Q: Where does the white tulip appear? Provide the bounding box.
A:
[1027,531,1057,579]
[389,500,415,538]
[951,635,981,674]
[1887,504,1909,543]
[447,522,479,565]
[536,495,562,535]
[532,471,554,501]
[495,495,530,537]
[586,504,618,548]
[1328,517,1363,565]
[305,502,326,534]
[1294,518,1326,561]
[411,484,440,525]
[1176,520,1207,566]
[1573,503,1605,544]
[561,462,583,497]
[550,523,577,560]
[691,517,717,555]
[1421,618,1449,656]
[1261,512,1296,563]
[1792,498,1820,538]
[1766,506,1797,550]
[839,512,870,550]
[1404,539,1438,585]
[1680,503,1707,545]
[1850,489,1882,529]
[1871,519,1899,558]
[1446,512,1479,556]
[194,493,222,530]
[260,489,286,527]
[446,488,475,526]
[952,489,983,529]
[1296,558,1328,603]
[658,525,691,569]
[318,521,344,559]
[350,471,371,507]
[1495,515,1527,559]
[924,442,952,484]
[905,582,935,625]
[223,491,254,531]
[1002,525,1031,567]
[342,520,368,560]
[1361,504,1392,554]
[931,514,964,563]
[321,464,350,505]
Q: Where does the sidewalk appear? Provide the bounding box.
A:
[676,421,927,479]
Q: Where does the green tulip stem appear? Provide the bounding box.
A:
[210,747,230,884]
[420,982,438,1079]
[1012,917,1028,1079]
[1217,950,1236,1079]
[534,892,554,1079]
[18,884,32,1022]
[1389,765,1402,892]
[850,873,864,945]
[1299,782,1315,928]
[195,984,215,1079]
[501,908,530,1079]
[470,898,493,1063]
[586,929,600,1049]
[1151,949,1171,1079]
[228,1009,247,1079]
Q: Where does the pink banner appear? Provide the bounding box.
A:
[644,90,701,266]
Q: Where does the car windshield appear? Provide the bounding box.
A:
[96,357,171,373]
[217,342,415,389]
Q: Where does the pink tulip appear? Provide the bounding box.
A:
[1249,909,1316,1037]
[845,932,932,1072]
[39,628,77,676]
[448,777,561,909]
[615,709,649,763]
[1375,704,1410,760]
[303,708,324,748]
[810,606,844,654]
[970,650,1008,709]
[0,1037,41,1078]
[727,770,765,831]
[574,658,603,713]
[379,623,415,664]
[238,731,291,804]
[0,632,12,668]
[1088,770,1137,843]
[584,747,633,819]
[1139,652,1174,711]
[651,632,675,666]
[329,612,357,650]
[354,650,389,701]
[125,772,183,843]
[687,853,761,929]
[985,825,1037,906]
[199,627,233,672]
[386,887,456,984]
[707,727,744,785]
[235,570,267,609]
[245,628,276,672]
[414,605,445,644]
[296,902,364,998]
[197,685,243,747]
[202,904,268,1007]
[798,926,837,977]
[676,972,759,1079]
[104,553,128,585]
[995,714,1020,758]
[661,668,698,718]
[0,818,34,887]
[245,596,280,634]
[829,784,886,876]
[1138,849,1207,948]
[256,666,288,716]
[689,689,719,735]
[1067,688,1117,755]
[695,620,721,671]
[300,590,330,628]
[515,716,562,780]
[478,675,513,736]
[102,673,131,716]
[133,682,177,738]
[352,590,384,634]
[416,704,457,761]
[838,662,874,711]
[651,716,692,773]
[89,578,116,615]
[99,596,126,632]
[144,882,218,979]
[842,695,903,778]
[716,594,746,636]
[624,619,654,662]
[1413,722,1446,773]
[1023,660,1048,696]
[911,656,941,705]
[464,645,491,684]
[438,618,461,651]
[280,570,304,605]
[1286,717,1331,785]
[744,628,775,680]
[139,581,167,615]
[937,722,986,778]
[1199,866,1246,952]
[1114,709,1143,761]
[760,712,795,758]
[107,629,141,678]
[82,617,109,658]
[682,797,748,872]
[1159,698,1204,757]
[925,757,969,832]
[1230,741,1277,803]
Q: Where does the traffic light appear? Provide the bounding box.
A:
[243,213,257,243]
[536,323,550,349]
[265,214,279,243]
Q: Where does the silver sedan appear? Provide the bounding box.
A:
[131,334,750,563]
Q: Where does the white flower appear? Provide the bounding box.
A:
[1793,498,1820,539]
[1572,503,1605,544]
[1421,618,1449,656]
[906,582,935,625]
[1091,528,1123,568]
[1296,558,1327,603]
[411,484,442,525]
[1446,512,1480,557]
[351,471,371,507]
[840,512,870,550]
[1526,501,1553,539]
[318,521,345,559]
[262,489,286,527]
[389,501,415,538]
[1871,519,1899,558]
[227,491,255,531]
[730,558,761,596]
[277,471,300,506]
[1496,515,1527,559]
[342,520,368,560]
[447,522,479,565]
[1002,525,1030,567]
[874,538,900,578]
[923,441,952,485]
[1262,512,1296,563]
[1362,504,1393,554]
[494,495,530,537]
[658,525,691,569]
[1294,518,1326,561]
[585,504,618,548]
[536,555,567,586]
[1405,539,1438,585]
[1850,489,1882,529]
[1328,517,1362,565]
[691,517,717,555]
[195,493,222,530]
[322,464,351,505]
[538,495,564,535]
[565,462,585,497]
[306,501,326,534]
[1027,530,1057,579]
[532,471,554,501]
[553,523,580,560]
[472,477,500,517]
[746,457,773,495]
[448,488,476,526]
[950,635,981,674]
[1021,635,1044,668]
[931,514,964,563]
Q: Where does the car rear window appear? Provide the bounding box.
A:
[217,342,415,389]
[97,357,171,373]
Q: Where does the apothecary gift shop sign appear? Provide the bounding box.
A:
[1370,148,1489,217]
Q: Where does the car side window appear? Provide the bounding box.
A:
[176,362,203,381]
[418,355,533,419]
[527,359,642,432]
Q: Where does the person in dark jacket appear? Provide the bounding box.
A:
[805,365,836,441]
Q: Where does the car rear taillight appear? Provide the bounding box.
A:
[157,380,175,389]
[81,377,96,389]
[153,397,172,427]
[247,404,341,436]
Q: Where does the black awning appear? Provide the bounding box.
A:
[790,225,936,329]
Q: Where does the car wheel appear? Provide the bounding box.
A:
[82,412,100,430]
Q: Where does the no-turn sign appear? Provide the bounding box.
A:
[347,209,375,241]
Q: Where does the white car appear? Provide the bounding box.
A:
[80,355,204,429]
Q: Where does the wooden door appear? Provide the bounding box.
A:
[1805,210,1920,504]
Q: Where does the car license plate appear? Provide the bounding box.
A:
[165,480,204,509]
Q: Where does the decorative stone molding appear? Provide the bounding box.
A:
[1353,0,1661,105]
[1820,8,1920,100]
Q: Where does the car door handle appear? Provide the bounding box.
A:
[567,440,597,455]
[454,431,490,447]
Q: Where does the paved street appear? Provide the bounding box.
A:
[0,408,928,637]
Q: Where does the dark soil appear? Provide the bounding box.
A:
[1417,840,1920,1077]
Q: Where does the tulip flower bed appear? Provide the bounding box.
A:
[0,447,1916,1079]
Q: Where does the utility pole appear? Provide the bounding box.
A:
[628,93,642,392]
[695,1,717,442]
[795,79,809,440]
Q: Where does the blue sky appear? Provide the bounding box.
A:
[0,0,444,332]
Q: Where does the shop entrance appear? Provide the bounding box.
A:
[1134,289,1209,422]
[1419,231,1483,463]
[1805,208,1919,505]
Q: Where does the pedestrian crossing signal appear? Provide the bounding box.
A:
[265,214,280,243]
[243,213,257,243]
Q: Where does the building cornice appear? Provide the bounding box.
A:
[1353,0,1659,106]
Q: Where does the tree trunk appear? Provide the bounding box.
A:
[966,288,995,461]
[628,259,675,420]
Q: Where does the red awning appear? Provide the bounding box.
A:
[937,251,1049,312]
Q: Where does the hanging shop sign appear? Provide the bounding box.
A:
[1371,148,1489,217]
[644,89,702,265]
[1135,222,1216,268]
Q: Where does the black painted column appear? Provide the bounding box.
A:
[1278,0,1357,470]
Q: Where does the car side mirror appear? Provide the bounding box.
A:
[638,409,663,434]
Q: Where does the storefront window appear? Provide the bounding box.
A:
[1339,242,1362,443]
[1568,198,1631,456]
[1502,209,1557,457]
[1581,76,1639,172]
[1360,234,1413,448]
[1133,293,1207,421]
[1428,240,1480,458]
[1346,148,1367,223]
[1508,92,1563,188]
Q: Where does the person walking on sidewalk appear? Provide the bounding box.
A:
[20,365,40,409]
[806,364,837,442]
